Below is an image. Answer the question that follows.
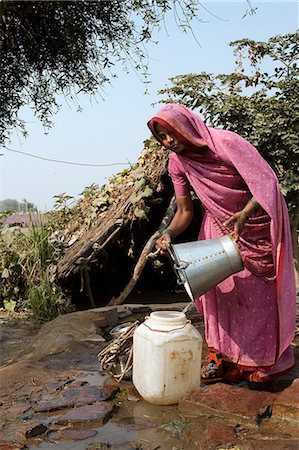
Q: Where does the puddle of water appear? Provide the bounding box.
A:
[75,370,108,387]
[3,310,298,450]
[27,394,187,450]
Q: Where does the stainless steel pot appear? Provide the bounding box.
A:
[169,235,244,301]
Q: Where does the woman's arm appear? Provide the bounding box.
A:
[223,197,260,241]
[156,194,194,253]
[242,197,260,219]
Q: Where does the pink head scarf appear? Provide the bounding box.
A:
[148,103,296,359]
[148,103,208,151]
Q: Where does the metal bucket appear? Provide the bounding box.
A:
[110,322,134,339]
[168,235,244,301]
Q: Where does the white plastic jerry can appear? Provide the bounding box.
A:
[132,310,203,405]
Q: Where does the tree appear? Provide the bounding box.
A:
[158,32,299,281]
[1,0,253,146]
[0,198,37,213]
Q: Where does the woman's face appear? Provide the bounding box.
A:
[154,123,189,154]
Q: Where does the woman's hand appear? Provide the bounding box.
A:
[223,211,248,241]
[155,194,194,254]
[155,233,172,255]
[224,197,259,240]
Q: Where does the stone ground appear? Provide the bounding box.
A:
[0,301,298,450]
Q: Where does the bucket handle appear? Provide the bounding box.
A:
[173,261,190,286]
[174,261,190,270]
[168,245,190,285]
[168,246,191,268]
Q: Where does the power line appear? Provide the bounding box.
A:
[4,147,131,167]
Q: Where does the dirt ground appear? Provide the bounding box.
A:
[0,302,298,450]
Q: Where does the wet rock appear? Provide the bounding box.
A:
[26,308,118,360]
[74,370,119,394]
[20,420,50,438]
[87,442,144,450]
[160,418,187,438]
[6,402,32,417]
[234,421,299,448]
[17,413,33,421]
[184,418,237,449]
[256,403,273,426]
[86,444,111,450]
[0,443,22,450]
[44,379,74,391]
[109,442,144,450]
[125,386,141,402]
[0,423,22,445]
[35,385,113,412]
[112,416,154,431]
[179,383,273,425]
[76,358,99,371]
[49,428,97,441]
[55,401,114,424]
[272,378,299,423]
[250,442,299,449]
[184,417,299,449]
[103,377,120,398]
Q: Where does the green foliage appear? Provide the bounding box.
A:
[80,183,101,201]
[3,299,17,313]
[79,183,110,227]
[158,32,299,213]
[25,221,56,270]
[130,185,153,203]
[0,218,72,321]
[129,170,153,220]
[47,193,76,231]
[0,230,23,305]
[27,280,69,322]
[53,193,75,213]
[0,0,208,145]
[134,205,151,220]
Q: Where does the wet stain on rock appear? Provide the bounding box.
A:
[49,428,97,441]
[271,378,299,422]
[55,401,114,424]
[179,382,274,425]
[24,421,49,438]
[160,418,187,438]
[6,402,32,417]
[35,385,114,412]
[112,416,154,431]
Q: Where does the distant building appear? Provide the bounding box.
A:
[0,212,44,229]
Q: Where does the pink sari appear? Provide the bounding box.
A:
[148,104,296,380]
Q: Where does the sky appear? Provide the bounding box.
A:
[1,1,298,211]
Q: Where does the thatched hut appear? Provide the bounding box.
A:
[56,140,202,308]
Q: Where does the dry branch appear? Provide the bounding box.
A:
[108,196,177,306]
[98,321,139,381]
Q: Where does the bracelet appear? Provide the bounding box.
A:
[161,229,175,239]
[250,198,259,210]
[243,210,250,221]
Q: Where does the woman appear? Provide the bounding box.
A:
[147,103,296,385]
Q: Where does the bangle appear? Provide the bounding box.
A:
[250,198,259,210]
[243,210,250,221]
[161,229,175,239]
